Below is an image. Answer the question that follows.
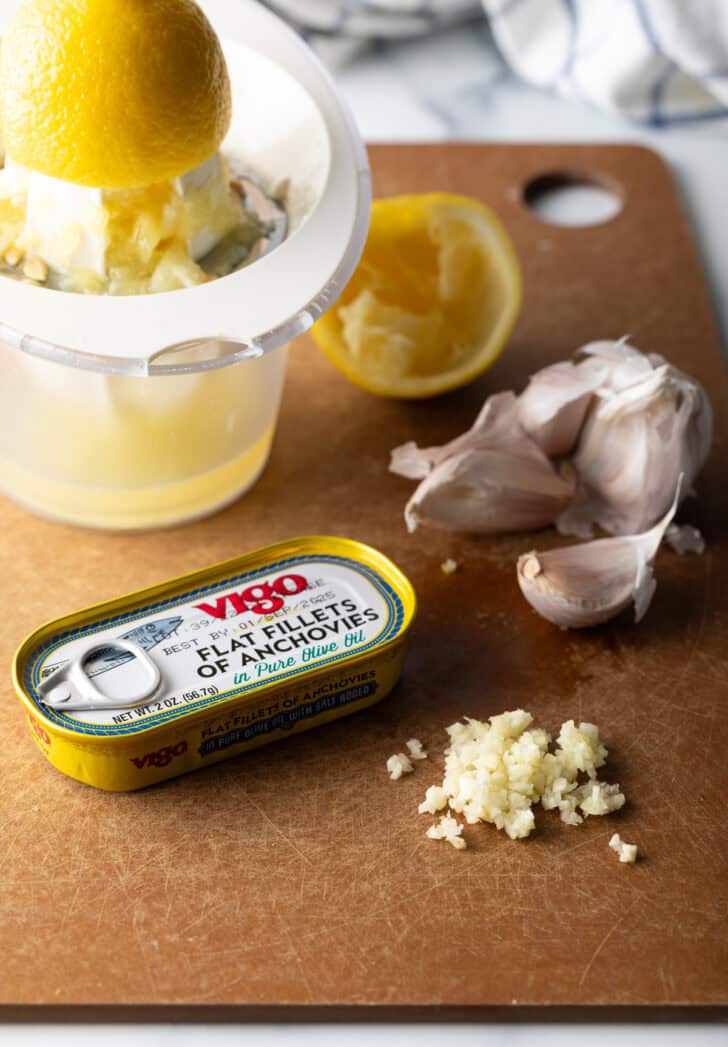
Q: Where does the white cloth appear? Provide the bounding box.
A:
[263,1,480,42]
[484,0,728,125]
[261,1,482,65]
[264,0,728,125]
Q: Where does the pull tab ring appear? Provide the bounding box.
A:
[38,639,162,711]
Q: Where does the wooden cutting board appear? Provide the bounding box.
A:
[1,145,727,1021]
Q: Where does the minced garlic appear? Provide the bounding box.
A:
[387,739,427,780]
[426,814,466,850]
[417,709,625,843]
[386,752,414,780]
[609,833,638,864]
[406,738,427,761]
[440,559,459,575]
[418,785,448,815]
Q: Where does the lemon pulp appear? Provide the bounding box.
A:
[0,155,266,294]
[312,193,522,399]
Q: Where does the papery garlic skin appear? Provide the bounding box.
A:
[517,486,680,629]
[579,339,656,392]
[558,360,712,538]
[666,523,706,555]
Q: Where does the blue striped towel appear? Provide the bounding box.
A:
[264,0,728,125]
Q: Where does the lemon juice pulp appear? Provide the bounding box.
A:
[0,341,289,529]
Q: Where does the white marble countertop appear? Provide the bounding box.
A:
[3,20,725,1047]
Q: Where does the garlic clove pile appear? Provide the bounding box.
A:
[558,362,713,537]
[389,337,712,625]
[517,485,680,629]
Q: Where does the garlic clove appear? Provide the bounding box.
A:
[395,391,576,534]
[405,446,575,534]
[557,363,712,537]
[515,337,662,464]
[517,485,680,629]
[390,391,544,480]
[517,357,608,458]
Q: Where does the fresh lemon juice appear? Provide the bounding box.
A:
[0,340,289,529]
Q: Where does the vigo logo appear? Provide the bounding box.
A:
[195,573,308,619]
[27,712,51,747]
[130,740,188,769]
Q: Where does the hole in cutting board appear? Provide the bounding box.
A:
[524,171,622,227]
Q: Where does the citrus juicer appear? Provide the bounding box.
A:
[0,0,371,530]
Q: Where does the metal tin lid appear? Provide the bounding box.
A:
[14,537,417,742]
[0,0,371,375]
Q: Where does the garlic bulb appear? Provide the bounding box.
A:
[558,360,712,537]
[517,355,607,458]
[390,338,711,555]
[394,393,575,534]
[517,486,680,629]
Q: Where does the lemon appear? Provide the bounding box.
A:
[312,193,522,399]
[0,0,232,189]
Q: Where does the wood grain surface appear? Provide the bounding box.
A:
[1,145,727,1020]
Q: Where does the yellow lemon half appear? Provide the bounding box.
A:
[312,193,522,399]
[0,0,232,189]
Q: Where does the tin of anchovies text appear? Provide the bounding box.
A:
[13,536,417,791]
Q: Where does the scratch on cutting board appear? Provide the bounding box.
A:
[271,897,316,1003]
[190,972,255,1003]
[664,548,713,690]
[652,799,714,859]
[578,899,639,989]
[56,874,86,935]
[616,549,715,742]
[131,902,156,987]
[657,550,713,707]
[551,831,615,861]
[241,789,314,867]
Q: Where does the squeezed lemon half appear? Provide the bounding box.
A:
[312,193,522,399]
[0,0,232,189]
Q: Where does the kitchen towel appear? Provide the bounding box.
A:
[264,0,728,125]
